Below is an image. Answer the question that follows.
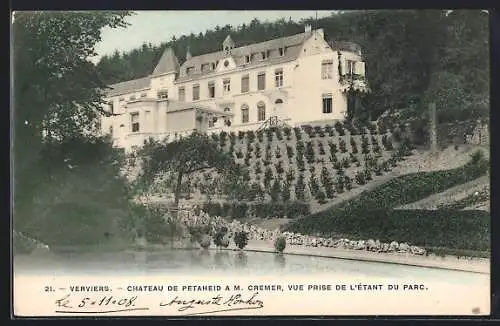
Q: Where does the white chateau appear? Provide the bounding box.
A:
[100,25,369,152]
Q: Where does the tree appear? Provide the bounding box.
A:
[137,132,234,208]
[12,11,133,246]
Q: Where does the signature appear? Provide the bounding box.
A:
[53,292,264,315]
[160,292,264,316]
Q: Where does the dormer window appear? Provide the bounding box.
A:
[157,89,168,99]
[279,47,286,57]
[211,62,216,70]
[245,55,251,63]
[225,46,230,55]
[261,50,269,60]
[201,63,210,72]
[186,66,195,75]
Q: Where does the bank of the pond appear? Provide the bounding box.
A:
[207,239,490,275]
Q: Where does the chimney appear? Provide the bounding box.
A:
[305,24,312,33]
[186,46,192,60]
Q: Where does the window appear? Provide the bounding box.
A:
[201,63,210,72]
[322,94,333,114]
[186,66,195,75]
[178,87,185,102]
[241,104,249,123]
[275,98,283,104]
[261,50,269,60]
[257,102,266,121]
[257,72,266,90]
[223,60,229,67]
[278,47,286,56]
[208,81,215,98]
[347,60,356,75]
[131,113,140,132]
[211,62,216,70]
[108,102,114,114]
[157,89,168,99]
[245,55,251,63]
[140,92,147,98]
[321,60,333,79]
[241,75,249,93]
[223,79,231,93]
[193,84,200,101]
[274,68,283,88]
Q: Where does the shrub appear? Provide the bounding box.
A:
[214,227,229,248]
[361,135,370,154]
[238,131,245,141]
[211,133,220,142]
[344,175,353,190]
[287,209,490,253]
[233,202,249,219]
[309,174,320,197]
[306,142,315,164]
[275,146,282,159]
[296,156,305,171]
[219,131,227,147]
[318,142,326,155]
[276,128,283,141]
[382,135,394,151]
[255,143,262,158]
[199,234,212,249]
[257,130,264,143]
[294,127,302,140]
[355,171,366,185]
[342,158,350,169]
[274,236,287,253]
[295,174,306,201]
[286,168,295,183]
[234,231,249,250]
[315,190,327,204]
[335,175,345,193]
[283,127,292,140]
[334,121,345,136]
[270,179,282,202]
[325,124,334,136]
[286,145,294,159]
[339,139,347,153]
[235,149,244,159]
[350,138,358,154]
[275,160,285,175]
[255,160,262,174]
[247,130,255,143]
[264,167,273,188]
[281,182,291,201]
[266,129,274,142]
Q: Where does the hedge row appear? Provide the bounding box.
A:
[202,201,310,219]
[337,153,489,212]
[286,209,490,251]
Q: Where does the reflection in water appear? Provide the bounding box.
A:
[274,253,286,269]
[234,251,248,268]
[12,249,488,287]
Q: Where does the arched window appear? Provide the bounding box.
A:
[257,102,266,121]
[224,107,231,112]
[241,104,249,123]
[275,98,283,104]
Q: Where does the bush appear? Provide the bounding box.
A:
[315,190,327,204]
[238,131,245,141]
[334,121,345,136]
[255,143,262,158]
[294,127,302,140]
[234,231,249,249]
[270,179,282,202]
[214,227,229,248]
[295,174,306,201]
[283,127,292,140]
[199,234,212,249]
[339,139,347,153]
[287,209,490,252]
[247,130,255,143]
[286,145,294,159]
[325,124,333,136]
[257,130,264,143]
[318,142,326,155]
[355,171,366,185]
[274,236,287,253]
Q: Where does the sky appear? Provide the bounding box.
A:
[92,11,338,63]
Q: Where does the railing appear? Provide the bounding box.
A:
[257,116,292,131]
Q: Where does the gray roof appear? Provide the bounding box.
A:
[176,31,314,82]
[152,47,180,76]
[106,76,151,97]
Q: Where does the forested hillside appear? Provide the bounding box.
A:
[96,10,489,123]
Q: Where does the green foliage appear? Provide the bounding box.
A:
[138,132,234,205]
[274,236,287,253]
[287,209,490,252]
[234,231,249,249]
[214,226,229,248]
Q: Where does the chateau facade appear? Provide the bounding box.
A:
[100,25,369,151]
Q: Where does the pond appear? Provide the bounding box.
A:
[13,248,488,287]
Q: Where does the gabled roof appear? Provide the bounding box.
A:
[106,76,151,97]
[152,47,180,76]
[176,30,314,82]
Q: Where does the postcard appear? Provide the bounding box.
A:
[11,9,491,317]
